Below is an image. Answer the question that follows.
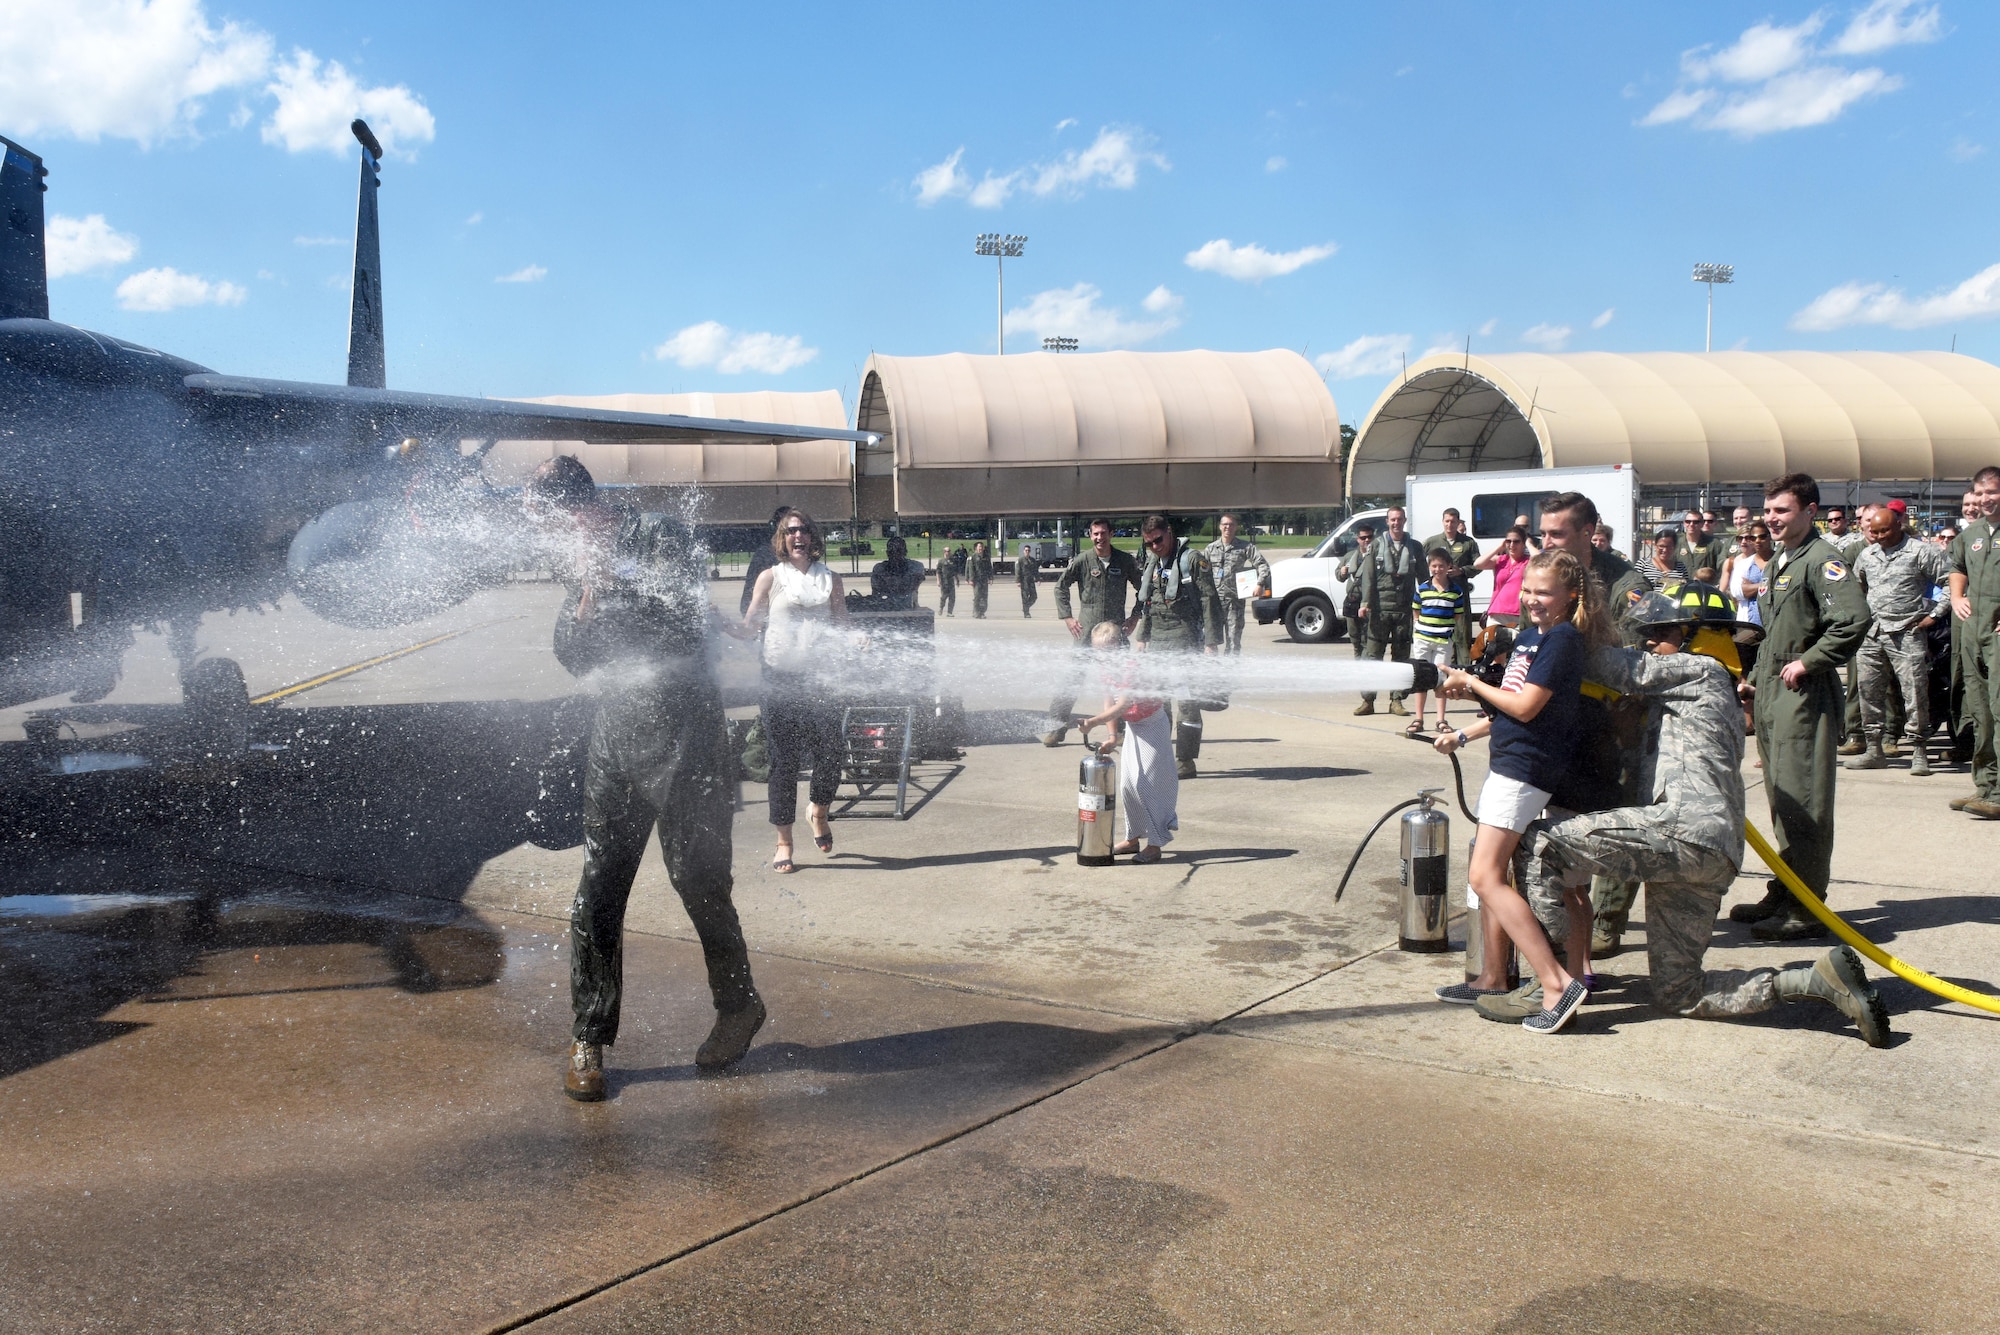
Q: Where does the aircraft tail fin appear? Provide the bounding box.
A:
[0,136,50,322]
[345,119,385,388]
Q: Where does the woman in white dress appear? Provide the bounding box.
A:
[736,510,848,872]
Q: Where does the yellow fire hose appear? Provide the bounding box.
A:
[1745,821,2000,1015]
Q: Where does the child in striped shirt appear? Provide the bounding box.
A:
[1406,548,1468,734]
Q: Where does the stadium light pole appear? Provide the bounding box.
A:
[1692,262,1734,352]
[975,233,1026,354]
[1042,336,1078,353]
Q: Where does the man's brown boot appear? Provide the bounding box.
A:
[1845,738,1888,770]
[1387,698,1410,717]
[1949,794,1978,811]
[1837,737,1867,756]
[1353,700,1376,717]
[697,996,767,1070]
[564,1041,606,1102]
[1728,881,1788,923]
[1964,799,2000,820]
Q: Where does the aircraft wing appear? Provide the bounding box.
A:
[183,373,877,446]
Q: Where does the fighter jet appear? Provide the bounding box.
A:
[0,121,872,714]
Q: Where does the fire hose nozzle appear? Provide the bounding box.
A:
[1406,661,1442,695]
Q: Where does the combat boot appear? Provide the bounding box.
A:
[1177,758,1198,780]
[1964,799,2000,820]
[1474,979,1543,1023]
[1948,794,1978,811]
[1590,916,1625,958]
[696,996,766,1071]
[1387,697,1410,717]
[1845,737,1888,770]
[1752,905,1826,941]
[1774,946,1890,1048]
[1353,700,1376,717]
[1837,736,1867,756]
[1908,746,1932,777]
[564,1041,606,1102]
[1038,724,1069,748]
[1728,881,1788,923]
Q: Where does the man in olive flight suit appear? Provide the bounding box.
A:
[968,541,993,618]
[1730,473,1872,941]
[1353,505,1427,717]
[524,457,764,1103]
[1041,518,1146,747]
[1948,465,2000,819]
[1016,541,1040,616]
[1135,514,1223,779]
[1204,513,1272,655]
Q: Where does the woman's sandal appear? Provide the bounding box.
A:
[1112,839,1141,855]
[773,846,796,874]
[811,814,833,853]
[1404,720,1428,736]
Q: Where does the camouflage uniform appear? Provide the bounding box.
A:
[1825,528,1869,740]
[1047,545,1145,723]
[1136,536,1223,765]
[1855,533,1947,750]
[1516,647,1780,1017]
[1204,535,1271,654]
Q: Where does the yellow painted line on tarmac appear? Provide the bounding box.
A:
[249,615,521,705]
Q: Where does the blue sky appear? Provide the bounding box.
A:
[6,1,1995,424]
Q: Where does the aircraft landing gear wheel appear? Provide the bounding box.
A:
[182,658,251,759]
[1284,594,1336,644]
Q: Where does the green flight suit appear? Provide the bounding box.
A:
[969,552,992,618]
[1016,550,1040,616]
[1136,538,1223,763]
[1355,533,1426,706]
[1048,546,1145,721]
[1950,517,2000,800]
[1750,533,1872,898]
[1423,530,1481,662]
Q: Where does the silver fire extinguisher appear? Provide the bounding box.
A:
[1462,830,1522,987]
[1398,789,1451,952]
[1076,732,1118,866]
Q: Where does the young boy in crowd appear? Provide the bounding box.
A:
[1407,548,1468,735]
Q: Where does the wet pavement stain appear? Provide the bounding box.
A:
[1489,1278,1918,1335]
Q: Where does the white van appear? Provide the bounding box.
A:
[1251,465,1638,643]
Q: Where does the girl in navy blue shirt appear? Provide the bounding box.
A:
[1432,548,1611,1033]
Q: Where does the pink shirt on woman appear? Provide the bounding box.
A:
[1488,552,1528,617]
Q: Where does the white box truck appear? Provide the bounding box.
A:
[1250,464,1639,643]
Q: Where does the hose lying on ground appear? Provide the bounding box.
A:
[1746,821,2000,1016]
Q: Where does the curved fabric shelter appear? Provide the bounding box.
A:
[855,350,1341,518]
[485,390,853,521]
[1347,351,2000,497]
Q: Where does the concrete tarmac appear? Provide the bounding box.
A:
[2,576,1996,1332]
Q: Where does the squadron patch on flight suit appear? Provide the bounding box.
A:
[1822,560,1847,581]
[1975,539,1987,552]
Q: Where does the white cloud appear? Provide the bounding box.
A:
[46,213,138,277]
[1951,136,1986,162]
[0,0,272,147]
[1829,0,1943,55]
[1682,16,1823,84]
[495,264,546,284]
[913,148,970,206]
[1005,283,1182,350]
[1054,117,1078,133]
[1476,318,1498,337]
[1790,261,2000,331]
[115,266,245,311]
[262,49,436,156]
[1184,238,1336,282]
[912,127,1166,208]
[1315,334,1410,380]
[1265,155,1287,172]
[652,321,818,375]
[1591,307,1616,329]
[464,211,483,225]
[1643,6,1932,138]
[1520,322,1572,351]
[293,234,344,246]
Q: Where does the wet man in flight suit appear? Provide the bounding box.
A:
[1040,518,1145,747]
[1135,514,1223,779]
[1353,505,1427,717]
[1479,592,1889,1046]
[1731,472,1872,940]
[969,541,993,618]
[1204,513,1271,654]
[524,457,765,1102]
[1948,465,2000,819]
